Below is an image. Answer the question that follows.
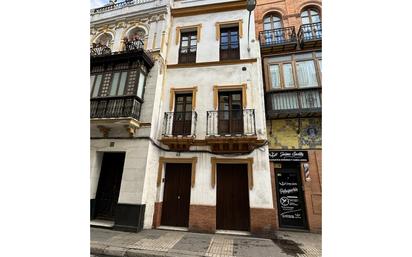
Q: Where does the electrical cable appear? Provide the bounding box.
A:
[90,136,268,156]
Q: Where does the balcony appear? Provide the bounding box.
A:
[160,111,198,150]
[205,109,263,153]
[265,88,322,119]
[91,0,152,14]
[90,95,142,137]
[298,22,322,49]
[91,95,142,120]
[90,38,154,70]
[259,27,297,54]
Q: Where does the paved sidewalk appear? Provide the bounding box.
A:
[91,227,321,257]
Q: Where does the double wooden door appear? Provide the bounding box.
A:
[218,91,243,135]
[216,164,250,231]
[94,152,125,220]
[161,163,192,227]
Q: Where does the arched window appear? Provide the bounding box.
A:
[263,13,284,45]
[127,27,146,41]
[263,13,283,31]
[301,8,321,25]
[300,8,321,40]
[95,33,113,47]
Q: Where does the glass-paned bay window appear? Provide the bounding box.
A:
[266,51,321,90]
[269,64,281,89]
[90,61,148,100]
[296,60,318,87]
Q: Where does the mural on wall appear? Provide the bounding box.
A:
[267,118,321,149]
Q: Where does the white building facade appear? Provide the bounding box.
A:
[90,0,276,235]
[89,0,169,231]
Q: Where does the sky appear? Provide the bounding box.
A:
[90,0,108,9]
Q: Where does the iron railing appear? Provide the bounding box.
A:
[206,109,256,136]
[90,95,142,120]
[266,88,321,118]
[162,111,197,137]
[220,46,240,60]
[298,22,322,44]
[124,38,144,52]
[259,27,297,48]
[178,46,197,64]
[92,0,152,14]
[90,43,112,57]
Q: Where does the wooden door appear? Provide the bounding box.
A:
[161,163,192,227]
[94,152,126,220]
[173,94,192,136]
[216,164,250,231]
[218,91,243,135]
[275,166,308,229]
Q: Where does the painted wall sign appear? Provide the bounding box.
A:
[269,151,308,162]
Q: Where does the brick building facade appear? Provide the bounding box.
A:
[255,0,322,232]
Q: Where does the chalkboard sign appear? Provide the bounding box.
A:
[276,169,307,229]
[269,151,308,162]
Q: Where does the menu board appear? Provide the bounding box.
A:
[276,171,306,228]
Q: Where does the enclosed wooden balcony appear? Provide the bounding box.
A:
[265,88,322,119]
[298,22,322,49]
[159,111,198,150]
[259,27,297,54]
[205,109,263,153]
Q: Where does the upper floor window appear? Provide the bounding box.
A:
[267,52,321,90]
[263,13,285,45]
[94,33,113,48]
[301,8,321,25]
[179,31,197,64]
[90,61,148,100]
[220,26,240,61]
[263,13,283,30]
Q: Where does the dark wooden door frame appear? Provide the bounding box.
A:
[216,163,250,231]
[160,163,192,227]
[274,163,308,230]
[173,93,193,136]
[94,152,126,221]
[218,91,243,135]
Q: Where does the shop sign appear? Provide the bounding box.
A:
[269,151,308,162]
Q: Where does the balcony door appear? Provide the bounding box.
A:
[173,94,192,136]
[218,91,243,135]
[263,14,284,45]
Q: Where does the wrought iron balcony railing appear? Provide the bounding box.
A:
[90,43,112,57]
[162,111,198,137]
[124,38,144,52]
[206,109,256,136]
[266,88,321,119]
[298,22,322,48]
[92,0,154,14]
[259,27,297,49]
[90,95,142,120]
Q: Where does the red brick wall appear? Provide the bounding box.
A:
[188,205,216,233]
[250,208,277,235]
[254,0,322,38]
[152,202,162,228]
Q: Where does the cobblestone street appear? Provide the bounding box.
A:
[91,228,321,257]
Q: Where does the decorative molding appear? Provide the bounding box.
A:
[97,126,111,138]
[213,83,247,110]
[175,24,202,45]
[215,19,243,40]
[169,86,198,111]
[157,157,198,187]
[211,157,254,190]
[171,0,246,17]
[167,58,257,69]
